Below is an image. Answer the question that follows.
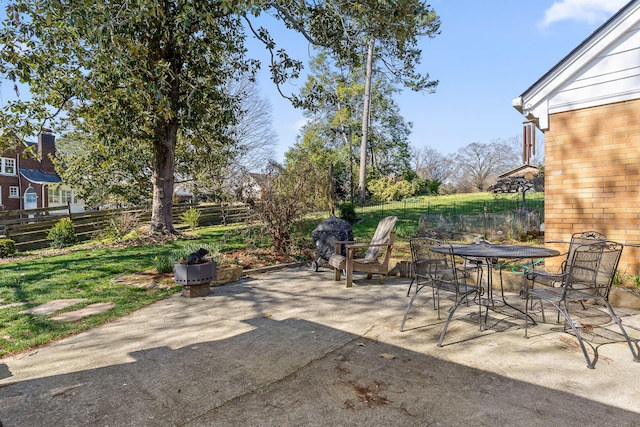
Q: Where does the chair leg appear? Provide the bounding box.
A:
[437,291,476,347]
[335,267,341,281]
[400,288,422,331]
[557,299,596,369]
[346,265,353,288]
[406,277,415,297]
[602,300,640,363]
[525,295,531,338]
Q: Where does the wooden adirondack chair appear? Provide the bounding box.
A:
[328,216,397,287]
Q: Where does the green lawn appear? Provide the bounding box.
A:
[0,192,543,356]
[0,224,254,356]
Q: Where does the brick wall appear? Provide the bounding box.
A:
[544,99,640,275]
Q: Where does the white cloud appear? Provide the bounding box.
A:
[539,0,628,28]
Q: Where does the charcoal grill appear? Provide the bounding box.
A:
[310,216,354,271]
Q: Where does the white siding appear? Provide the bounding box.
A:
[516,1,640,129]
[549,25,640,114]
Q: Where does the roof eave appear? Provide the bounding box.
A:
[514,0,640,129]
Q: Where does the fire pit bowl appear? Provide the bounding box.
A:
[174,261,217,298]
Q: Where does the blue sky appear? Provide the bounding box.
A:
[246,0,629,161]
[0,1,629,162]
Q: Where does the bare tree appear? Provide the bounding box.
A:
[176,76,278,200]
[229,78,278,173]
[413,146,454,184]
[453,141,520,192]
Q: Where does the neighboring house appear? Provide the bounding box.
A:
[496,165,540,180]
[236,172,271,201]
[173,183,194,204]
[489,165,543,195]
[512,0,640,273]
[0,131,84,213]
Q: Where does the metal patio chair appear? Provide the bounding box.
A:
[529,231,606,286]
[398,238,478,343]
[401,238,475,331]
[525,241,639,368]
[528,231,606,319]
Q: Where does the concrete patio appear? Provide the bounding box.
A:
[1,267,640,426]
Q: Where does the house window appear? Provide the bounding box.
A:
[9,186,18,198]
[48,188,61,204]
[1,158,16,175]
[48,188,76,205]
[61,190,73,204]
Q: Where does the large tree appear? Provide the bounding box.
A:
[295,49,422,203]
[0,0,439,232]
[453,140,520,192]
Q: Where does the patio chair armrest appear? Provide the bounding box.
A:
[526,270,566,282]
[345,242,391,249]
[334,240,357,245]
[346,242,393,261]
[333,240,357,253]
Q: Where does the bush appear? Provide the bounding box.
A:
[339,202,357,224]
[180,207,201,231]
[173,242,221,264]
[0,238,16,257]
[110,211,142,240]
[97,211,143,241]
[47,218,77,249]
[368,177,416,202]
[151,256,175,274]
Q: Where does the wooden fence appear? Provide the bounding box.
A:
[0,203,251,251]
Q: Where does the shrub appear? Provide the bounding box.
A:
[368,177,416,202]
[0,238,16,257]
[394,223,418,239]
[151,256,175,274]
[111,211,142,240]
[97,211,143,241]
[180,207,201,231]
[173,242,221,265]
[339,202,357,224]
[47,218,77,248]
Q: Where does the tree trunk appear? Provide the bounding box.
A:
[358,37,375,205]
[150,119,178,234]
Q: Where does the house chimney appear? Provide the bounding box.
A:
[38,130,56,173]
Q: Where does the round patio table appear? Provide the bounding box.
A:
[440,243,560,260]
[431,242,560,329]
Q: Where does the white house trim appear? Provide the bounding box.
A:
[513,0,640,130]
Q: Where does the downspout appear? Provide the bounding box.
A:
[17,154,22,210]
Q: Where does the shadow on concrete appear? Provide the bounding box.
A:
[1,315,639,426]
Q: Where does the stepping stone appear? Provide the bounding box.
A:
[51,302,115,322]
[20,298,88,315]
[0,302,28,310]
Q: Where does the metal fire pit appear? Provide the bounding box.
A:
[310,216,354,271]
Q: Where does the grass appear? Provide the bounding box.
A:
[0,224,271,357]
[0,192,543,356]
[348,193,544,239]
